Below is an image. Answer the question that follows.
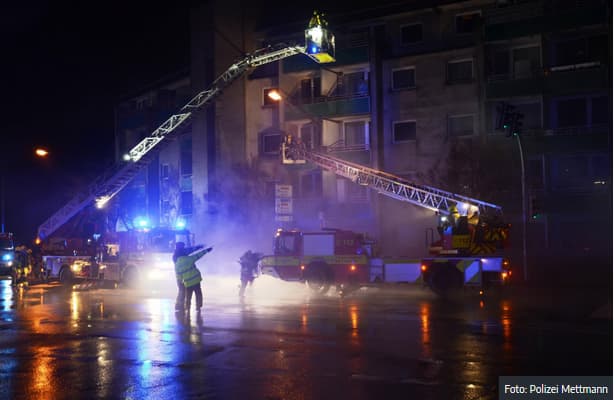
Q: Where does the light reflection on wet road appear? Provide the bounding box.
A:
[0,276,611,400]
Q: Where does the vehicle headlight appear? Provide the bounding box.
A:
[99,264,107,270]
[2,254,13,262]
[71,263,81,272]
[147,269,166,280]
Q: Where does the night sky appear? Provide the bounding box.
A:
[2,2,190,242]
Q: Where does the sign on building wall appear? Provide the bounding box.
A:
[275,184,293,222]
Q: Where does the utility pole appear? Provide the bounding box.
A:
[497,102,528,280]
[515,134,528,281]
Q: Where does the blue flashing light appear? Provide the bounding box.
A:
[175,220,186,230]
[134,217,150,229]
[2,253,13,261]
[310,46,318,54]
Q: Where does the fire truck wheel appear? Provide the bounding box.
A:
[305,263,332,295]
[59,267,73,285]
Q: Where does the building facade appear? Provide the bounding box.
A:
[115,0,611,282]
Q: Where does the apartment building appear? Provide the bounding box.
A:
[115,0,611,281]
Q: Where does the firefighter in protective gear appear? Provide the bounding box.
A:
[238,250,261,297]
[174,245,212,312]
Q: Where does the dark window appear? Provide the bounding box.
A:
[262,133,282,155]
[300,124,318,149]
[513,102,542,130]
[447,60,473,83]
[557,98,587,127]
[513,46,540,78]
[299,77,321,102]
[180,191,192,215]
[456,12,481,34]
[401,23,422,44]
[591,155,610,181]
[591,96,609,125]
[555,35,609,66]
[263,87,279,107]
[448,115,474,137]
[344,121,369,147]
[393,121,416,142]
[490,50,510,76]
[392,68,415,90]
[300,171,323,198]
[161,164,169,180]
[180,138,192,175]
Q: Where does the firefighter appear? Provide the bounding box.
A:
[174,245,213,313]
[173,242,204,311]
[238,250,261,297]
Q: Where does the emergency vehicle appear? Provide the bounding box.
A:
[0,232,16,277]
[32,13,335,289]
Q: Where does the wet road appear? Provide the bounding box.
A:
[0,276,611,400]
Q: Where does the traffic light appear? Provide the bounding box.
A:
[529,195,543,220]
[509,112,524,137]
[496,102,515,131]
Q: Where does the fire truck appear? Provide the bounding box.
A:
[38,225,193,287]
[260,214,510,297]
[261,55,512,296]
[0,232,16,277]
[32,13,335,288]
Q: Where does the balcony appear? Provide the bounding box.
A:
[284,95,370,120]
[484,1,607,41]
[486,63,608,98]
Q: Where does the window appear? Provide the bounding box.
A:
[180,191,192,215]
[161,164,169,180]
[557,98,586,128]
[512,46,540,78]
[344,120,369,148]
[393,121,416,143]
[447,59,473,83]
[300,124,318,149]
[261,132,282,155]
[392,67,415,90]
[180,138,192,176]
[333,72,369,97]
[554,35,609,66]
[448,115,474,137]
[455,11,481,34]
[591,96,609,125]
[401,23,422,44]
[300,171,323,198]
[298,77,321,103]
[263,87,279,107]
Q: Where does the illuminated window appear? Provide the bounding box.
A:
[263,87,280,107]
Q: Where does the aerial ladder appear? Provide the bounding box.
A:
[282,140,502,217]
[36,11,336,241]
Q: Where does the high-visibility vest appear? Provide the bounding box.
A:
[175,248,210,287]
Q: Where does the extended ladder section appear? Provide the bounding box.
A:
[294,146,502,216]
[37,44,308,240]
